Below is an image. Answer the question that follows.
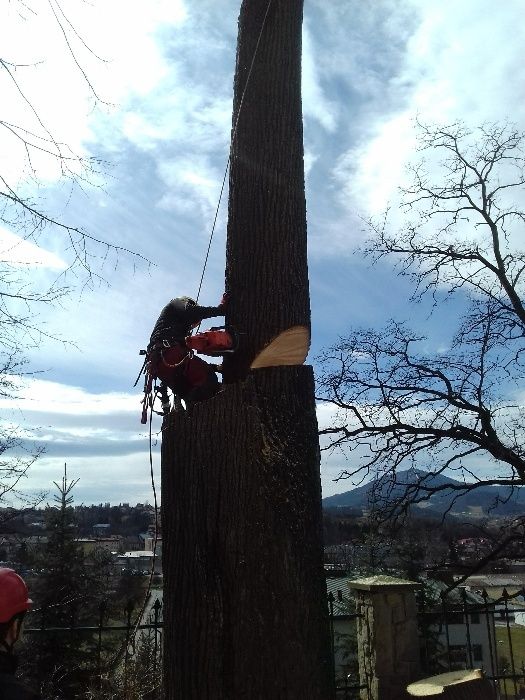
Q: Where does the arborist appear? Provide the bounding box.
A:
[144,294,232,415]
[0,568,40,700]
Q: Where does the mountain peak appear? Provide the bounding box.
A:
[323,468,523,518]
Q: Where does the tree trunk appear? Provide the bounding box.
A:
[223,0,310,382]
[162,367,333,698]
[162,0,333,697]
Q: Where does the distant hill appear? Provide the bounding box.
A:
[322,468,525,518]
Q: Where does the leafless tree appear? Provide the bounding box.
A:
[0,349,45,520]
[1,1,147,318]
[317,122,525,567]
[0,1,147,510]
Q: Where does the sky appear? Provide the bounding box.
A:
[1,0,524,506]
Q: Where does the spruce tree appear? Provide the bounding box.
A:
[25,466,113,698]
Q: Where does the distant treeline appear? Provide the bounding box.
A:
[0,502,156,537]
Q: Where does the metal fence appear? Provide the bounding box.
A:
[21,594,163,698]
[418,586,525,700]
[327,578,525,700]
[22,590,359,699]
[21,583,525,699]
[327,585,366,700]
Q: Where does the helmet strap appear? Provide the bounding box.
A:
[1,616,22,654]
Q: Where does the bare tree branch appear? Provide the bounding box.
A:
[318,122,525,567]
[0,1,151,507]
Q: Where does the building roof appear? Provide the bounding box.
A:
[423,579,485,606]
[118,550,154,559]
[326,577,356,617]
[75,537,120,543]
[464,574,525,588]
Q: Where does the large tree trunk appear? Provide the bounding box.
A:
[223,0,310,382]
[162,367,333,698]
[161,1,333,697]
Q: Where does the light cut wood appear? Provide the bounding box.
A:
[407,669,495,699]
[250,325,310,369]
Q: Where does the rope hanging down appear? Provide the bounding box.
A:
[136,2,277,641]
[195,0,274,303]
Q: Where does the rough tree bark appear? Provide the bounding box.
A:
[161,1,333,698]
[223,0,310,381]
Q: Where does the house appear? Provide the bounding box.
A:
[326,574,359,683]
[116,550,162,575]
[93,523,111,536]
[75,536,121,555]
[141,534,162,558]
[463,573,525,600]
[326,574,497,679]
[0,534,48,563]
[421,580,496,673]
[515,609,525,627]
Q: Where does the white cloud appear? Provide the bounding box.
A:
[302,22,338,132]
[0,378,137,416]
[19,452,160,507]
[334,112,415,217]
[0,376,156,501]
[0,226,67,270]
[401,0,525,126]
[0,0,188,184]
[156,156,224,221]
[332,0,525,223]
[304,150,318,179]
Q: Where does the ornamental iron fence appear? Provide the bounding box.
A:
[418,585,525,700]
[17,579,525,699]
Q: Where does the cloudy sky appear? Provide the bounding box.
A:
[1,0,524,505]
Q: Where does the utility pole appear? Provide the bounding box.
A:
[161,1,334,698]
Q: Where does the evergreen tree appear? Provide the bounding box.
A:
[23,466,113,698]
[40,469,85,616]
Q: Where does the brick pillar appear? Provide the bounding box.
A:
[348,575,422,700]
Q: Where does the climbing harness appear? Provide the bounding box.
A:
[136,325,238,423]
[160,346,191,369]
[135,339,189,423]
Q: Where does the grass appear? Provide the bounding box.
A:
[495,625,525,697]
[496,625,525,669]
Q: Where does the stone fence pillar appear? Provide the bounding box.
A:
[348,575,421,700]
